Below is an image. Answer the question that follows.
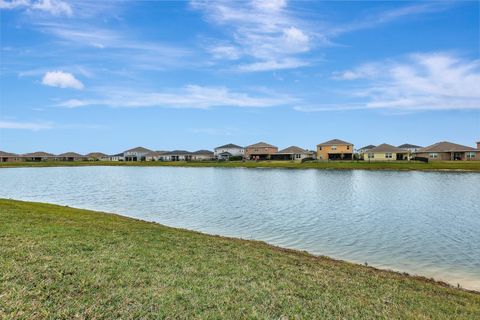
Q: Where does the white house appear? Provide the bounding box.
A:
[108,153,125,161]
[123,147,153,161]
[214,143,244,160]
[398,144,423,154]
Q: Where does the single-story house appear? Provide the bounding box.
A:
[363,143,409,161]
[191,150,214,161]
[271,146,315,161]
[214,143,245,160]
[398,144,423,153]
[0,151,23,162]
[245,142,278,160]
[22,151,55,162]
[145,151,169,161]
[414,141,479,161]
[317,139,354,160]
[108,153,125,161]
[161,150,192,161]
[123,147,153,161]
[86,152,108,161]
[56,152,86,161]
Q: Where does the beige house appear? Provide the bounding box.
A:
[245,142,278,160]
[86,152,108,161]
[56,152,86,161]
[145,151,169,161]
[317,139,354,160]
[191,150,214,161]
[22,151,55,162]
[0,151,23,162]
[364,144,409,161]
[271,146,315,161]
[414,141,479,161]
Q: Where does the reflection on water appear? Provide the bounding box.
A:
[1,166,479,290]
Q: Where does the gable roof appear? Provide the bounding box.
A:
[398,143,422,149]
[123,146,153,153]
[317,139,353,146]
[192,150,213,155]
[58,152,84,157]
[215,143,243,149]
[417,141,477,153]
[0,151,18,157]
[246,142,277,148]
[145,151,169,157]
[22,151,55,157]
[164,150,192,155]
[86,152,108,158]
[368,143,407,153]
[276,146,307,154]
[358,145,376,150]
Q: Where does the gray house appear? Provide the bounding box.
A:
[123,147,153,161]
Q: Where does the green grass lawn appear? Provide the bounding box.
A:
[2,160,480,171]
[1,199,479,319]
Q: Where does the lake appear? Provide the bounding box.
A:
[1,166,479,290]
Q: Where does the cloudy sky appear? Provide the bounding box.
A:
[0,0,479,153]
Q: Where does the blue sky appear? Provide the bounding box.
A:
[0,0,479,154]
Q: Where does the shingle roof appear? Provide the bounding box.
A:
[58,152,84,157]
[123,147,153,153]
[368,144,407,153]
[317,139,353,146]
[417,141,477,153]
[398,143,422,149]
[193,150,213,155]
[165,150,192,155]
[22,151,55,157]
[215,143,243,149]
[86,152,108,158]
[358,145,376,150]
[0,151,19,157]
[276,146,307,154]
[246,142,277,148]
[145,151,168,157]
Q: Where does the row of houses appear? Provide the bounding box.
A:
[1,139,479,163]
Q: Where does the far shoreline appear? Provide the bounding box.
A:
[1,160,480,172]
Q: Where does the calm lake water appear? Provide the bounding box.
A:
[1,166,479,290]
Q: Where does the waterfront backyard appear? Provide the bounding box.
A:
[1,199,479,319]
[1,160,480,171]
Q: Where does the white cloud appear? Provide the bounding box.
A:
[42,71,84,89]
[31,0,72,16]
[303,53,480,112]
[209,45,242,60]
[0,0,72,16]
[191,0,313,71]
[0,120,52,130]
[57,85,294,109]
[238,58,309,72]
[0,0,28,9]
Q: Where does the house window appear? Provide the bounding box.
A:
[385,153,392,159]
[295,154,301,159]
[429,153,438,159]
[368,153,374,159]
[347,146,350,150]
[318,147,322,151]
[331,146,337,150]
[466,152,476,159]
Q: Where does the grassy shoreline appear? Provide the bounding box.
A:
[1,159,480,172]
[1,199,479,319]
